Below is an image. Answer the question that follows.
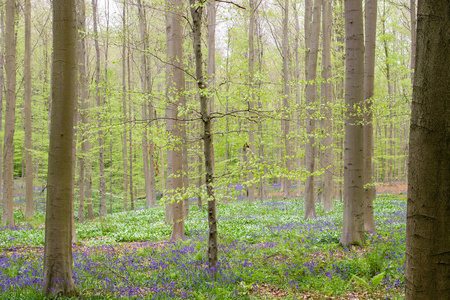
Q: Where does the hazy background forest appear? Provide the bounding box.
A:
[1,0,411,216]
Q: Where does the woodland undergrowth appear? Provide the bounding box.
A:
[0,185,406,299]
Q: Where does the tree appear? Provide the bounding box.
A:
[405,0,450,298]
[320,0,333,212]
[43,0,77,296]
[77,0,93,221]
[166,0,185,239]
[2,0,16,227]
[24,0,33,219]
[340,0,365,246]
[409,0,416,84]
[281,0,291,199]
[190,0,218,267]
[92,0,107,217]
[0,2,4,216]
[247,0,255,202]
[137,0,156,209]
[304,0,321,219]
[121,0,128,212]
[363,0,377,232]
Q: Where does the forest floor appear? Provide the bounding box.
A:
[0,182,406,299]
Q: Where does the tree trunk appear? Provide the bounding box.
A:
[340,0,365,246]
[410,0,416,84]
[304,0,321,219]
[76,0,87,223]
[321,0,333,212]
[121,0,128,212]
[43,0,77,296]
[137,0,156,208]
[0,6,4,222]
[92,0,107,217]
[405,0,450,298]
[281,0,291,199]
[166,0,185,239]
[2,0,16,227]
[363,0,377,232]
[190,0,217,268]
[247,0,255,203]
[24,0,33,219]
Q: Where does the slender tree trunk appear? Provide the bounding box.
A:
[24,0,33,219]
[128,102,133,211]
[166,0,185,239]
[137,0,156,208]
[0,4,5,223]
[410,0,416,84]
[76,0,86,223]
[2,0,16,227]
[121,0,128,211]
[321,0,333,212]
[256,17,266,202]
[363,0,377,232]
[247,0,255,203]
[104,0,111,214]
[0,5,5,219]
[127,28,133,211]
[190,0,217,268]
[92,0,107,217]
[43,0,77,295]
[340,0,366,246]
[282,0,291,199]
[406,1,450,298]
[304,0,321,219]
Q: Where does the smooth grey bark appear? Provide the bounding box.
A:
[104,0,111,214]
[91,0,107,217]
[2,0,16,227]
[363,0,377,232]
[381,2,394,184]
[247,0,255,202]
[304,0,321,219]
[127,42,133,210]
[410,0,416,84]
[137,0,156,208]
[292,2,303,198]
[77,0,93,220]
[282,0,291,199]
[24,0,33,219]
[321,0,333,212]
[340,0,366,246]
[0,3,4,217]
[43,0,77,296]
[121,0,128,212]
[166,0,185,239]
[190,0,217,268]
[405,0,450,298]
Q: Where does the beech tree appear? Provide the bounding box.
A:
[92,0,107,217]
[405,0,449,298]
[24,0,33,219]
[304,0,321,219]
[340,0,365,246]
[2,0,16,227]
[190,0,218,267]
[320,0,333,212]
[43,0,77,296]
[137,0,156,209]
[281,0,291,199]
[166,0,185,239]
[363,0,377,232]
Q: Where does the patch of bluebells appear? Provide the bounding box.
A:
[0,196,407,298]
